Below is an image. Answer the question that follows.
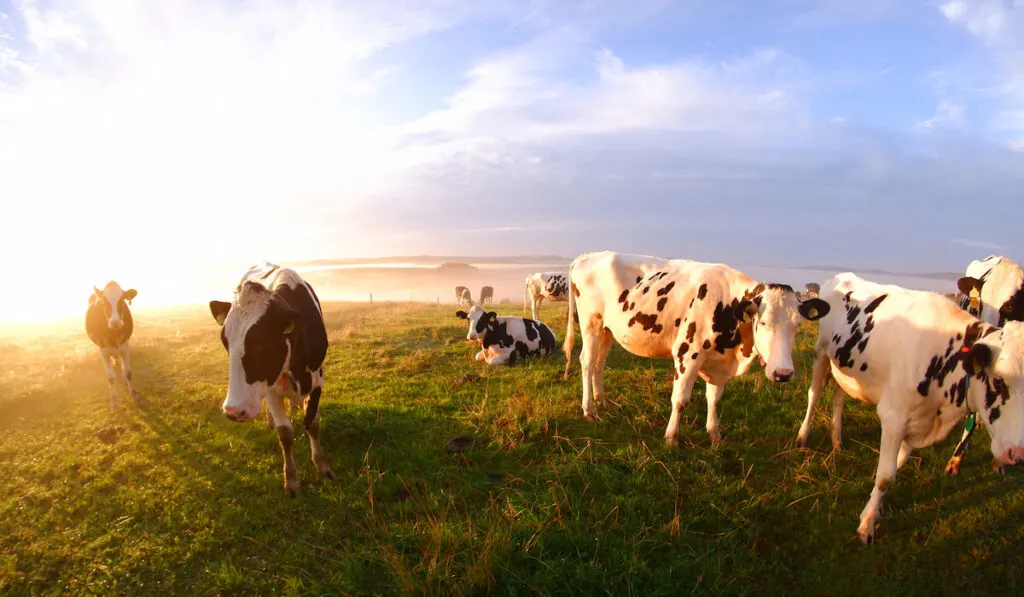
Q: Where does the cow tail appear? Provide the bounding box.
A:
[562,273,576,379]
[524,279,529,316]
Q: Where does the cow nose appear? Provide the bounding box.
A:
[772,369,794,382]
[1004,447,1022,465]
[109,320,123,329]
[222,405,248,422]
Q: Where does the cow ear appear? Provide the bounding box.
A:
[964,342,996,375]
[799,298,830,321]
[456,310,468,319]
[957,277,982,297]
[93,286,103,296]
[209,301,232,325]
[124,289,137,304]
[486,311,498,321]
[740,301,758,323]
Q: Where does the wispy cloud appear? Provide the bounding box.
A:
[953,237,1006,252]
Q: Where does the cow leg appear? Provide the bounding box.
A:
[475,348,488,361]
[831,386,848,451]
[305,389,334,480]
[704,382,725,445]
[591,328,614,405]
[896,441,913,470]
[119,345,144,407]
[486,348,513,365]
[101,349,120,411]
[578,316,606,420]
[532,296,543,321]
[265,394,300,496]
[858,411,905,545]
[665,354,704,447]
[797,351,830,448]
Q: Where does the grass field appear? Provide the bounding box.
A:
[1,302,1022,596]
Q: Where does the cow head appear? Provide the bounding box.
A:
[456,306,495,341]
[957,276,984,313]
[963,321,1024,467]
[92,282,137,329]
[744,284,830,382]
[209,281,298,423]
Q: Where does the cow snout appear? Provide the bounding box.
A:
[222,404,254,423]
[1001,447,1023,466]
[108,318,124,329]
[772,369,794,383]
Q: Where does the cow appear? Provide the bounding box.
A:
[795,272,1024,544]
[455,286,472,306]
[804,282,821,299]
[456,306,557,365]
[563,251,830,445]
[479,286,494,305]
[86,282,144,411]
[209,262,334,496]
[944,255,1024,475]
[524,272,569,320]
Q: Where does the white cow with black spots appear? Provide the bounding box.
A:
[563,251,830,445]
[525,272,569,320]
[797,272,1024,544]
[209,262,335,495]
[944,255,1024,475]
[457,306,557,365]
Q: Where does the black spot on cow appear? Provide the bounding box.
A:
[860,363,868,372]
[678,342,690,359]
[636,276,643,284]
[686,322,697,343]
[998,285,1024,326]
[691,353,698,360]
[858,338,869,352]
[572,283,580,298]
[864,294,887,314]
[846,305,861,324]
[522,319,540,341]
[989,405,1001,422]
[702,340,711,350]
[617,289,629,304]
[539,324,556,353]
[629,312,663,334]
[657,281,675,297]
[657,297,668,311]
[711,299,745,353]
[675,318,681,327]
[697,284,708,300]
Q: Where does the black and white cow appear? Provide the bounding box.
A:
[944,255,1024,475]
[524,272,569,320]
[564,251,829,444]
[479,286,494,305]
[796,273,1024,544]
[455,286,472,306]
[86,282,143,411]
[209,262,334,496]
[456,305,557,365]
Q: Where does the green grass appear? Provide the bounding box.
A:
[1,302,1021,596]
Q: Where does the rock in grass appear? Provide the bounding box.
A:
[445,435,476,454]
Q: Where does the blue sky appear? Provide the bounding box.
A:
[1,0,1022,274]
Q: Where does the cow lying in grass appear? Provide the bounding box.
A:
[456,306,557,365]
[797,272,1024,544]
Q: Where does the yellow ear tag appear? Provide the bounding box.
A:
[807,307,818,319]
[283,321,295,335]
[969,288,980,310]
[743,310,754,323]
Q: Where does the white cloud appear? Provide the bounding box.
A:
[953,237,1006,251]
[939,0,1024,146]
[919,100,967,129]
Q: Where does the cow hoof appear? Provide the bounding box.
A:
[859,528,875,545]
[708,430,722,445]
[665,436,679,448]
[832,440,844,452]
[285,481,300,497]
[317,462,336,480]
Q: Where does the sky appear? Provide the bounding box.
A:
[1,0,1023,286]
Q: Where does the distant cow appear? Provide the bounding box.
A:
[564,251,829,445]
[797,272,1024,544]
[209,262,334,496]
[456,306,557,365]
[524,272,569,320]
[86,282,143,411]
[945,255,1024,475]
[479,286,494,305]
[804,282,821,298]
[455,286,472,306]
